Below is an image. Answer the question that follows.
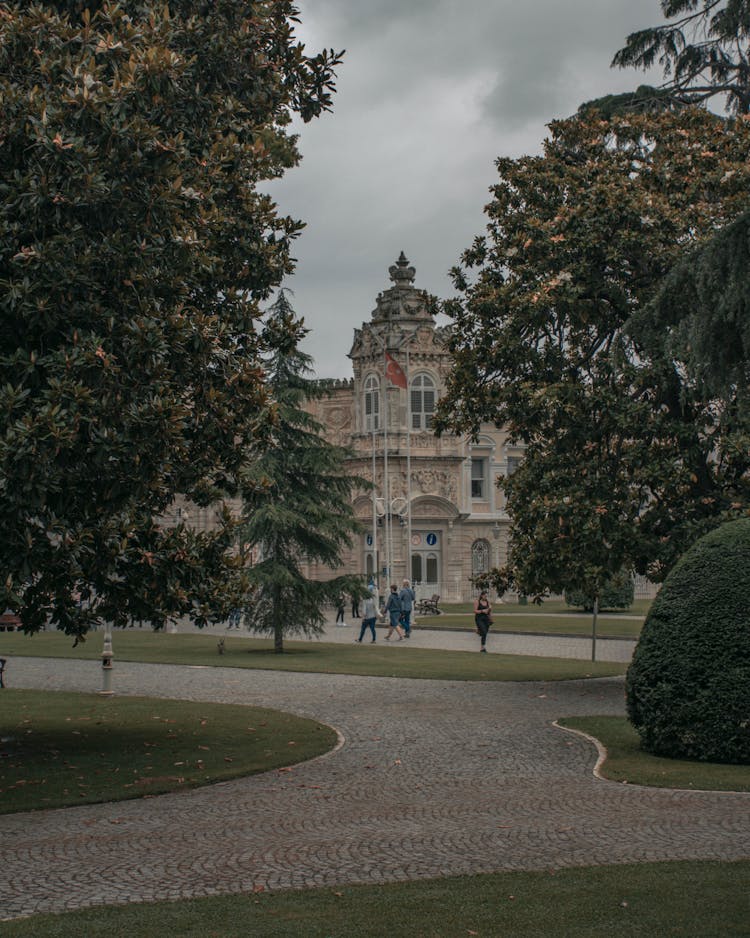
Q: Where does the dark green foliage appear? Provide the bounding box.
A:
[437,109,750,594]
[626,518,750,764]
[641,208,750,402]
[613,1,750,114]
[239,293,366,653]
[0,2,342,638]
[577,84,678,118]
[565,572,635,611]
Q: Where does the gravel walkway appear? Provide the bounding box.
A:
[1,656,748,921]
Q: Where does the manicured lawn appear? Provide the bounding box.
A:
[419,612,643,639]
[558,716,750,792]
[0,689,337,814]
[438,598,654,616]
[0,630,626,681]
[417,598,650,639]
[4,860,748,937]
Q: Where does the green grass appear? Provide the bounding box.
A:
[559,716,750,792]
[0,629,626,681]
[4,861,748,936]
[0,689,337,814]
[418,612,643,639]
[438,598,654,616]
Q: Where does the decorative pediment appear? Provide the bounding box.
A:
[410,495,460,521]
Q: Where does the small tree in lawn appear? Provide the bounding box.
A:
[240,293,366,653]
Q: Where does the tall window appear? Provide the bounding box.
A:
[471,458,487,499]
[410,373,436,430]
[364,375,380,431]
[472,539,490,577]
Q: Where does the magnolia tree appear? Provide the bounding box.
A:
[0,1,342,639]
[437,108,750,610]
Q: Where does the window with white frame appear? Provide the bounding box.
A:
[364,374,380,431]
[471,457,487,499]
[410,373,436,430]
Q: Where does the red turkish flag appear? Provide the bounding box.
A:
[385,352,407,389]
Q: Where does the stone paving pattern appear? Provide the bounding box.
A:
[1,654,749,920]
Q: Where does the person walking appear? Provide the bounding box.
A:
[384,584,405,641]
[351,593,361,618]
[335,595,346,626]
[355,593,378,643]
[474,590,492,653]
[398,578,416,638]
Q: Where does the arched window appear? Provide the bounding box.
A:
[472,539,490,577]
[364,374,380,431]
[410,373,436,430]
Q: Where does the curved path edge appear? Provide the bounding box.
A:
[1,657,748,921]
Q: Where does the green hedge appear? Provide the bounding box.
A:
[565,571,634,611]
[626,518,750,764]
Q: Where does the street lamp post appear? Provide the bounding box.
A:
[375,495,407,584]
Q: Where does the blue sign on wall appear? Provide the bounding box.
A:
[426,532,437,546]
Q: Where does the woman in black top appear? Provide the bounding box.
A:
[473,590,492,653]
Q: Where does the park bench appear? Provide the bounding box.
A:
[0,612,21,632]
[415,594,441,615]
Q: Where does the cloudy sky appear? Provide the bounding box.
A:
[267,0,662,378]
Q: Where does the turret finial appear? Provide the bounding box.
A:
[388,252,415,285]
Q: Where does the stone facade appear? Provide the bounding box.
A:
[304,253,523,603]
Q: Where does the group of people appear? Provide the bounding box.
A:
[354,579,415,644]
[345,582,494,653]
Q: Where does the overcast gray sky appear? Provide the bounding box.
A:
[266,0,661,378]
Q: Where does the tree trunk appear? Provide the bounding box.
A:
[273,585,284,654]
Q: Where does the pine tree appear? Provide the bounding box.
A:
[240,293,366,653]
[612,0,750,114]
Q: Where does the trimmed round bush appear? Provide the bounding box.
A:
[626,518,750,764]
[565,571,634,612]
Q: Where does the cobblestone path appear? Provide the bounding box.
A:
[2,658,748,920]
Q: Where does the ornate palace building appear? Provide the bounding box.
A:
[303,253,524,603]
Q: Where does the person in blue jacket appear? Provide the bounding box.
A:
[398,578,416,637]
[384,584,405,641]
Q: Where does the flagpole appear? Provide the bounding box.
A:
[383,341,391,586]
[371,420,377,592]
[406,343,412,588]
